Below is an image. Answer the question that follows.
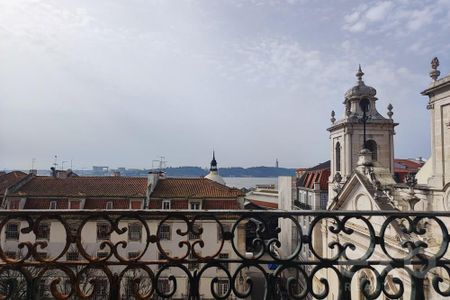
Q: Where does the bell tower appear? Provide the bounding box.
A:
[328,66,397,199]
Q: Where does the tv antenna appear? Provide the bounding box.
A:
[53,155,58,169]
[31,158,36,170]
[152,156,167,172]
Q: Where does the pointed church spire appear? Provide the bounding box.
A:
[210,150,218,172]
[205,150,226,185]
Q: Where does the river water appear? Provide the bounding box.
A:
[223,177,278,189]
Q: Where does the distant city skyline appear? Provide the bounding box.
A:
[1,0,449,170]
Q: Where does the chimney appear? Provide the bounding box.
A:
[29,169,37,175]
[112,171,121,177]
[147,172,160,196]
[50,167,56,178]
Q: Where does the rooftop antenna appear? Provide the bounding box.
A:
[31,158,36,170]
[53,155,58,170]
[61,160,68,170]
[152,156,167,172]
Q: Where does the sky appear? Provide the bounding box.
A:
[1,0,450,170]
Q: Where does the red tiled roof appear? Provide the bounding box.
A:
[247,199,278,209]
[0,171,27,195]
[150,178,244,199]
[10,176,147,197]
[203,200,240,209]
[394,159,424,170]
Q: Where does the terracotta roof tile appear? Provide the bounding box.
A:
[0,171,27,195]
[246,199,278,209]
[10,176,147,197]
[150,178,244,199]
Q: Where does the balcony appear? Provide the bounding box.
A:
[0,210,449,299]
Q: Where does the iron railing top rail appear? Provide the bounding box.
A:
[1,209,450,217]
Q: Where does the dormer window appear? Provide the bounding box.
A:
[49,201,57,209]
[190,201,201,210]
[106,201,113,210]
[162,200,171,210]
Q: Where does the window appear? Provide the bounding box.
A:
[188,252,199,270]
[189,225,201,240]
[69,200,81,209]
[93,278,108,300]
[5,223,19,240]
[124,277,136,299]
[36,223,50,240]
[366,139,378,161]
[130,200,142,209]
[162,200,171,210]
[97,223,111,240]
[216,279,229,297]
[36,252,47,260]
[219,253,229,270]
[8,199,20,210]
[49,201,57,209]
[106,201,113,210]
[158,224,171,240]
[39,280,48,298]
[156,278,170,299]
[5,251,16,259]
[158,253,166,270]
[335,142,341,172]
[190,202,200,210]
[97,251,109,259]
[66,251,79,261]
[217,224,231,241]
[128,251,140,259]
[128,223,142,241]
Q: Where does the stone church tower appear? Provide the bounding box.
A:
[420,57,450,190]
[327,66,397,200]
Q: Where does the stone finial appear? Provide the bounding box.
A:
[387,103,393,119]
[430,57,440,81]
[330,110,336,123]
[356,64,364,82]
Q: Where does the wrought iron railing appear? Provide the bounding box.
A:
[0,210,449,299]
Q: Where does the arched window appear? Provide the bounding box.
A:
[366,140,377,161]
[335,142,341,172]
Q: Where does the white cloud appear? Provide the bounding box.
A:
[365,1,392,21]
[343,0,447,35]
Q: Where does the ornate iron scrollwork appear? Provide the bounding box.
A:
[0,210,449,299]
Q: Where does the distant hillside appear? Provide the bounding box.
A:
[28,166,297,177]
[165,166,295,177]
